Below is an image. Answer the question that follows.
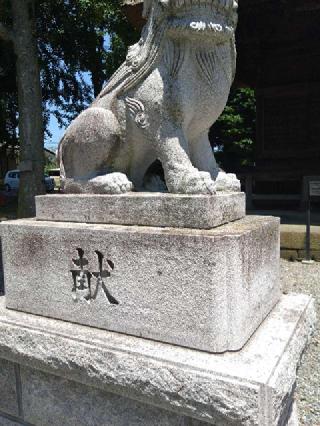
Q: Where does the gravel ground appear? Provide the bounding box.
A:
[281,259,320,425]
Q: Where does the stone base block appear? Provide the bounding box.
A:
[35,192,245,229]
[0,294,315,426]
[1,216,280,353]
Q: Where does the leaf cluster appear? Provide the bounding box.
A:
[37,0,138,129]
[210,87,256,171]
[0,0,138,144]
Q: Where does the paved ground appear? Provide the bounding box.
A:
[281,259,320,425]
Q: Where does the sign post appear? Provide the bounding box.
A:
[303,180,320,264]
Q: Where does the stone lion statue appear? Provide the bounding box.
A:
[58,0,240,194]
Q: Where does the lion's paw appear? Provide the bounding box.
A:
[215,171,241,192]
[89,173,133,194]
[168,169,216,195]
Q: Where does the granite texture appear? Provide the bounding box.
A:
[286,404,299,426]
[0,359,19,417]
[0,238,4,294]
[0,294,315,425]
[35,192,245,229]
[1,215,280,353]
[19,366,208,426]
[58,0,240,195]
[280,259,320,425]
[0,414,26,426]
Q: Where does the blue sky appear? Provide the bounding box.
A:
[46,115,66,152]
[45,35,111,152]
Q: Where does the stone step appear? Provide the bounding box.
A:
[0,294,315,426]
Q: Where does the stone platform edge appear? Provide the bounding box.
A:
[35,192,245,229]
[0,294,315,426]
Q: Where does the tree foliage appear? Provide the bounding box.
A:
[0,0,138,216]
[37,0,138,129]
[0,0,17,152]
[0,0,138,142]
[0,92,17,149]
[210,87,256,171]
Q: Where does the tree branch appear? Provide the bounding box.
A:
[0,22,13,41]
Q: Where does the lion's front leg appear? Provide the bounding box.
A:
[189,130,241,193]
[189,130,220,180]
[153,124,216,195]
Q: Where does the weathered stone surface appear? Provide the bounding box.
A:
[286,403,299,426]
[0,238,4,294]
[58,1,240,195]
[1,215,280,353]
[0,294,315,426]
[20,366,208,426]
[0,414,24,426]
[0,359,19,417]
[35,192,245,229]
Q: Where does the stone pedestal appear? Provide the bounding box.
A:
[1,213,280,353]
[0,294,315,426]
[35,192,246,229]
[0,193,315,425]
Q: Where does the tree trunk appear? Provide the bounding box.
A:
[11,0,45,218]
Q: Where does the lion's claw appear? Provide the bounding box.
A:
[215,171,241,192]
[168,169,216,195]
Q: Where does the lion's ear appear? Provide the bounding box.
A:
[142,0,152,18]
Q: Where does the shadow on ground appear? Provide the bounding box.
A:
[0,190,18,221]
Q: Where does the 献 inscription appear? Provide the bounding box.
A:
[70,248,118,305]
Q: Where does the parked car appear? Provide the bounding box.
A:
[4,170,55,192]
[47,168,61,191]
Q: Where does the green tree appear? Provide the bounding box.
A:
[0,0,45,218]
[0,0,137,217]
[38,0,138,128]
[210,87,256,172]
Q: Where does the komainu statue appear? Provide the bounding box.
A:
[58,0,240,194]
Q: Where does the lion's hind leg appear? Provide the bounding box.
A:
[59,107,133,194]
[65,173,133,194]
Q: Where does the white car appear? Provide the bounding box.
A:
[4,170,55,192]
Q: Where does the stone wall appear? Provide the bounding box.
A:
[280,225,320,261]
[0,358,208,426]
[0,293,314,426]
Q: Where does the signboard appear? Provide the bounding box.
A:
[310,181,320,197]
[303,178,320,263]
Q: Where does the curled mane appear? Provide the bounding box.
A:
[95,2,167,103]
